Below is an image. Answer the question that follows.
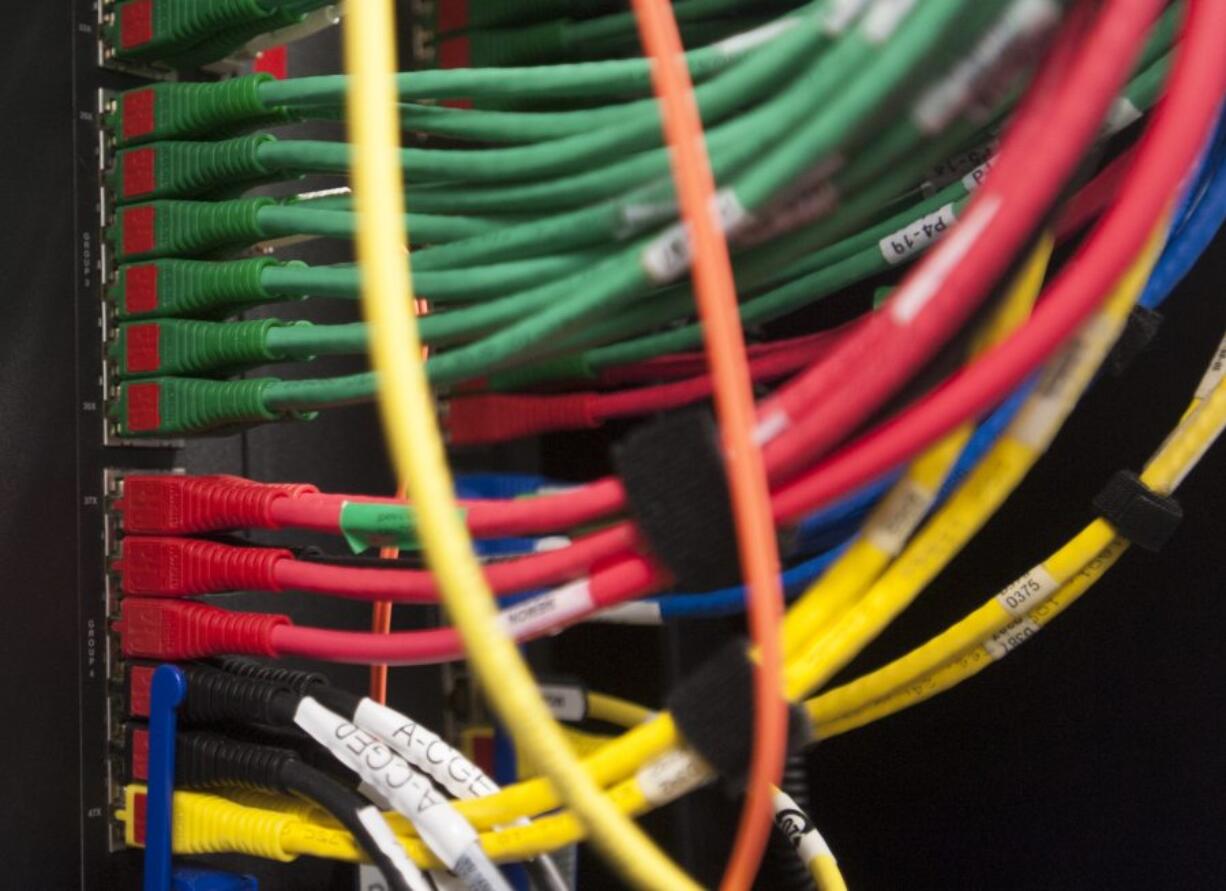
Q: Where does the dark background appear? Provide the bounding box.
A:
[2,3,1223,888]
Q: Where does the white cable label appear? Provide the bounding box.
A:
[356,805,431,891]
[498,579,594,639]
[862,0,918,44]
[1008,314,1116,449]
[294,698,476,868]
[636,749,713,806]
[864,478,936,556]
[538,683,588,722]
[1194,332,1226,400]
[983,615,1041,660]
[754,408,791,445]
[891,195,1001,324]
[912,0,1059,134]
[1103,97,1142,136]
[454,846,512,891]
[825,0,874,35]
[730,177,838,247]
[642,189,749,283]
[923,137,999,195]
[879,203,957,266]
[355,699,500,800]
[772,790,831,864]
[589,600,663,625]
[993,565,1059,617]
[961,155,999,193]
[715,16,801,58]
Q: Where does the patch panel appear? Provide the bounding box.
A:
[96,0,177,81]
[96,90,184,448]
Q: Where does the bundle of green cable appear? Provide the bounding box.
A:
[104,0,339,69]
[101,0,1179,438]
[422,0,802,69]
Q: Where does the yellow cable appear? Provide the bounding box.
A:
[121,775,664,869]
[330,235,1055,842]
[587,691,655,728]
[781,226,1162,702]
[781,236,1052,658]
[811,336,1226,736]
[811,854,850,891]
[771,786,849,891]
[289,228,1127,850]
[342,1,695,886]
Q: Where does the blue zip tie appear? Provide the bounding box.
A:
[144,664,187,891]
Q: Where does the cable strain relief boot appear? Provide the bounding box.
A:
[107,0,271,63]
[109,198,275,262]
[111,318,292,378]
[115,536,291,597]
[176,663,302,727]
[176,732,295,793]
[110,257,302,321]
[112,376,288,437]
[112,134,280,203]
[165,7,309,69]
[116,474,318,534]
[212,656,330,698]
[445,393,597,445]
[109,75,291,148]
[116,598,289,660]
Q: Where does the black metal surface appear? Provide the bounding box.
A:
[0,4,454,889]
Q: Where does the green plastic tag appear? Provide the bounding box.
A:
[338,502,421,554]
[337,501,469,554]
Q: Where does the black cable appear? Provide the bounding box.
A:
[752,751,816,891]
[206,659,573,890]
[174,731,417,891]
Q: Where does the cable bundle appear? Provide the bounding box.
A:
[98,0,1226,888]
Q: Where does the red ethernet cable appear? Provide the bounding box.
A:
[115,551,666,665]
[752,0,1165,480]
[593,326,852,387]
[119,139,1148,547]
[115,523,645,601]
[113,0,1226,664]
[772,0,1226,524]
[444,321,864,446]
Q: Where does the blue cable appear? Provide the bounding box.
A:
[653,382,1033,620]
[1140,106,1226,309]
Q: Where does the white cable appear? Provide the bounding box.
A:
[294,698,512,891]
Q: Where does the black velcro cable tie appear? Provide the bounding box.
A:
[1106,306,1163,376]
[1092,470,1183,552]
[667,639,812,793]
[613,408,742,590]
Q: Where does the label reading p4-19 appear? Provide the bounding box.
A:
[879,203,957,265]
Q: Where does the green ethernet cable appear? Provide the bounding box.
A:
[105,0,1059,435]
[104,198,520,263]
[108,11,827,204]
[104,0,333,65]
[105,5,818,147]
[108,0,1006,359]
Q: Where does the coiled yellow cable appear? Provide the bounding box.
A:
[811,315,1226,736]
[782,224,1164,701]
[782,235,1052,659]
